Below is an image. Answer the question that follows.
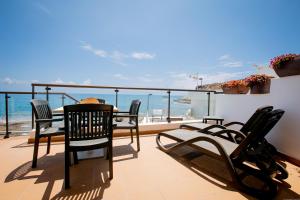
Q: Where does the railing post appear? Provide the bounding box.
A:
[207,92,211,116]
[61,94,65,106]
[167,90,171,123]
[32,85,35,129]
[115,89,119,107]
[45,86,51,101]
[4,93,11,138]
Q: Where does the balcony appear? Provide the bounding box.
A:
[1,77,300,199]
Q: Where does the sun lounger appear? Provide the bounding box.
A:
[156,109,288,198]
[180,105,273,135]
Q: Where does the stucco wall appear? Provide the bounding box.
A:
[215,75,300,160]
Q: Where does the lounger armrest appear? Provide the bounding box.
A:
[224,121,245,127]
[114,111,130,114]
[200,124,227,132]
[35,118,63,123]
[52,113,64,117]
[211,129,246,143]
[156,133,233,163]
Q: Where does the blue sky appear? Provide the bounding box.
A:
[1,0,300,91]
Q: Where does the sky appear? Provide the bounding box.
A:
[1,0,300,92]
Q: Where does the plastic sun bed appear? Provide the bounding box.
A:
[156,109,288,199]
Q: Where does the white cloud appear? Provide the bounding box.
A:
[80,41,155,65]
[218,54,230,61]
[34,2,51,15]
[218,54,243,68]
[83,79,92,85]
[2,77,28,85]
[3,77,13,84]
[131,52,155,60]
[53,78,76,85]
[113,74,129,80]
[80,41,107,58]
[167,71,249,89]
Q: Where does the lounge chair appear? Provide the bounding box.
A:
[156,109,288,198]
[180,105,273,135]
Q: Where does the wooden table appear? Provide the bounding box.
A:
[202,116,224,125]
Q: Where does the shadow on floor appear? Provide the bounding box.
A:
[160,144,300,200]
[5,151,112,200]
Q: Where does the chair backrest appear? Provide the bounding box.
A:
[64,104,113,141]
[31,99,53,129]
[230,109,284,159]
[129,100,141,122]
[240,105,273,134]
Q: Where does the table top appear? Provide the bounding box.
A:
[203,116,224,120]
[53,105,118,113]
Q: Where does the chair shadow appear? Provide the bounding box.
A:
[159,144,300,200]
[5,152,111,200]
[113,144,138,162]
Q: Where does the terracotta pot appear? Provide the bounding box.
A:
[250,79,271,94]
[273,56,300,77]
[222,87,239,94]
[238,85,249,94]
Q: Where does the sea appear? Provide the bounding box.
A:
[0,93,192,131]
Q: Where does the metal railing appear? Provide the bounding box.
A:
[1,83,218,139]
[32,83,217,121]
[0,91,79,138]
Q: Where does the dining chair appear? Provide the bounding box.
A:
[64,103,114,189]
[30,99,65,168]
[113,100,141,151]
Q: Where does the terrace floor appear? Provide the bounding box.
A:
[0,135,300,200]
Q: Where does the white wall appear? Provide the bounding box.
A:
[215,75,300,160]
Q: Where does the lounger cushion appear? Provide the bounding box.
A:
[160,129,238,156]
[182,123,223,132]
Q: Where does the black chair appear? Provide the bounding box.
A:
[97,98,106,104]
[157,109,288,198]
[64,104,114,189]
[30,99,65,168]
[113,100,141,151]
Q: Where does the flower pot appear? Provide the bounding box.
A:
[273,56,300,77]
[250,79,271,94]
[222,87,239,94]
[238,85,249,94]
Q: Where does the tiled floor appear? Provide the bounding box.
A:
[0,135,299,200]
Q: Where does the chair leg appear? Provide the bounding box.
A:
[73,151,78,164]
[106,147,109,160]
[65,150,70,189]
[130,128,133,143]
[32,136,40,168]
[136,127,140,151]
[47,136,51,154]
[108,143,113,179]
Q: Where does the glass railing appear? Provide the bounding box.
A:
[0,84,218,137]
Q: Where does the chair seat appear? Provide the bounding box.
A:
[114,119,136,128]
[40,127,65,137]
[160,129,238,156]
[70,138,109,148]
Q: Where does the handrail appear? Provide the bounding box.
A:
[31,83,218,93]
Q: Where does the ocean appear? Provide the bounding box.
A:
[0,93,193,131]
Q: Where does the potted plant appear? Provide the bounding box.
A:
[270,53,300,77]
[221,80,249,94]
[244,74,272,94]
